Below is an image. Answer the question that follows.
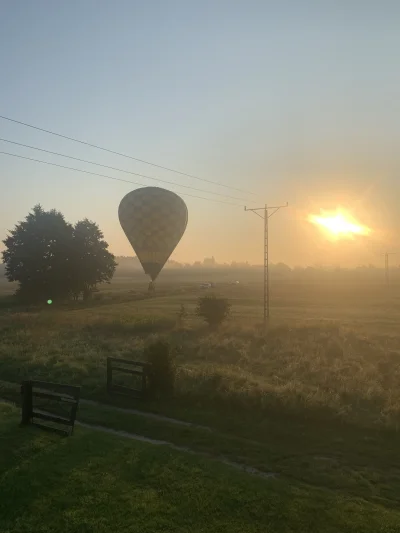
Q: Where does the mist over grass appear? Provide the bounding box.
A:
[1,275,400,430]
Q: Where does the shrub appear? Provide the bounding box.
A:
[145,340,176,398]
[176,304,188,326]
[196,294,231,328]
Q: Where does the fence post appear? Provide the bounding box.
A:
[106,358,112,393]
[142,366,147,396]
[21,380,33,425]
[69,388,81,436]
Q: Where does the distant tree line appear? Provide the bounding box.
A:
[117,256,369,273]
[2,205,116,303]
[115,255,280,270]
[115,256,398,274]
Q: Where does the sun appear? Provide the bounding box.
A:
[308,209,371,239]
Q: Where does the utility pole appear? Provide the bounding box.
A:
[245,202,288,326]
[382,252,396,285]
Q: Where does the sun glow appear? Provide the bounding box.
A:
[308,209,371,239]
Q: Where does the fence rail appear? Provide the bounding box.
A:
[107,357,151,399]
[21,380,81,436]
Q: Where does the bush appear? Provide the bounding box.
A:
[145,340,176,399]
[196,294,231,328]
[176,304,188,326]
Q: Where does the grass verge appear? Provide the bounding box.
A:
[1,402,400,533]
[2,380,400,510]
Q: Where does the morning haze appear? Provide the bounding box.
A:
[1,2,399,267]
[2,4,400,531]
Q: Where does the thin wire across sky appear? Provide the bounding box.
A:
[0,138,248,202]
[0,151,245,207]
[0,114,256,197]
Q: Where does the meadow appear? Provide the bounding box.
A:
[1,268,400,530]
[2,269,400,429]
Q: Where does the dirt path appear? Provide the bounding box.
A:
[82,399,267,447]
[81,399,213,432]
[1,396,276,481]
[77,420,276,480]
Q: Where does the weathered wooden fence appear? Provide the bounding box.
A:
[107,357,151,399]
[21,380,81,436]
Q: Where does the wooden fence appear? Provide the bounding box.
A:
[21,380,81,436]
[107,357,151,399]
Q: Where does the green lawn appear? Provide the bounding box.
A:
[1,402,400,533]
[2,381,400,513]
[2,277,400,530]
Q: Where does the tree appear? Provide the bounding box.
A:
[2,205,116,303]
[2,205,74,302]
[196,294,231,328]
[71,219,117,300]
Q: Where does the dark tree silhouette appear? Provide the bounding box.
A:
[71,219,117,300]
[2,205,116,303]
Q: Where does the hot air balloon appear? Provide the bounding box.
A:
[118,187,188,286]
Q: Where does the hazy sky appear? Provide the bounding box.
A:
[1,1,400,267]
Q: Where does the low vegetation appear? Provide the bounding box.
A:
[196,294,231,328]
[1,402,400,532]
[1,293,400,430]
[2,276,400,528]
[145,340,176,399]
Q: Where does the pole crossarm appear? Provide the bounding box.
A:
[244,202,288,218]
[244,208,264,220]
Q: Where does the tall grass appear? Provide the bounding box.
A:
[169,324,400,428]
[1,298,400,430]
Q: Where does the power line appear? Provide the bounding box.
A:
[0,114,255,196]
[0,151,244,207]
[0,138,248,202]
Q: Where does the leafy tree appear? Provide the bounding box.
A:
[2,205,116,303]
[71,219,117,300]
[196,294,231,328]
[2,205,74,302]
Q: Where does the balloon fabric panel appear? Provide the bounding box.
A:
[118,187,188,281]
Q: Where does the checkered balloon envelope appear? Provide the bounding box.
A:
[118,187,188,281]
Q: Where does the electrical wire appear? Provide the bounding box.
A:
[0,151,245,207]
[0,138,248,201]
[0,114,255,195]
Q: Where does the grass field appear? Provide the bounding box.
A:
[1,270,400,529]
[1,273,400,429]
[2,402,400,533]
